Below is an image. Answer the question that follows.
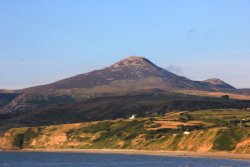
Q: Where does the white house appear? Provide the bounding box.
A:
[183,131,190,135]
[129,114,136,120]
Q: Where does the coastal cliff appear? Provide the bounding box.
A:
[1,109,249,154]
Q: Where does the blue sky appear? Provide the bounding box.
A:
[1,0,250,89]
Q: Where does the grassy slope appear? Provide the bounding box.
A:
[1,109,250,153]
[1,90,250,133]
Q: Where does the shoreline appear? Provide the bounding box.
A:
[2,149,249,161]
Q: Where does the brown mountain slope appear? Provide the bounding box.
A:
[202,78,235,90]
[22,56,229,93]
[0,56,241,114]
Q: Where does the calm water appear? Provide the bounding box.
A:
[0,152,249,167]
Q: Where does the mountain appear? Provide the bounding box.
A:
[202,78,235,90]
[22,56,231,93]
[238,88,250,96]
[0,56,242,114]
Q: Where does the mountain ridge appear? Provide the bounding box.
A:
[21,56,235,93]
[0,56,243,115]
[202,78,235,90]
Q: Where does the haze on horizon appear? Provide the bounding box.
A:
[1,0,250,90]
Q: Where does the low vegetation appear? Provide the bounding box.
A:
[0,109,250,153]
[2,89,250,133]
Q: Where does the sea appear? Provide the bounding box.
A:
[0,152,249,167]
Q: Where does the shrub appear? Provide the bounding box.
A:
[12,128,38,149]
[212,128,247,151]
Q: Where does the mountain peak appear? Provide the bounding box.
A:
[111,56,155,69]
[123,56,145,61]
[204,78,227,85]
[21,56,236,93]
[203,78,235,89]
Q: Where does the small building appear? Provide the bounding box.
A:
[129,114,136,120]
[183,131,190,135]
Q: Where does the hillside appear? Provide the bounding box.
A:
[0,91,19,109]
[1,109,249,154]
[1,91,250,133]
[202,78,235,90]
[0,56,250,133]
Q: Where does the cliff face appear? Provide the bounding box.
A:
[0,132,18,150]
[1,110,249,153]
[234,138,250,154]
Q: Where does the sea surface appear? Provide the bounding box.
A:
[0,152,249,167]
